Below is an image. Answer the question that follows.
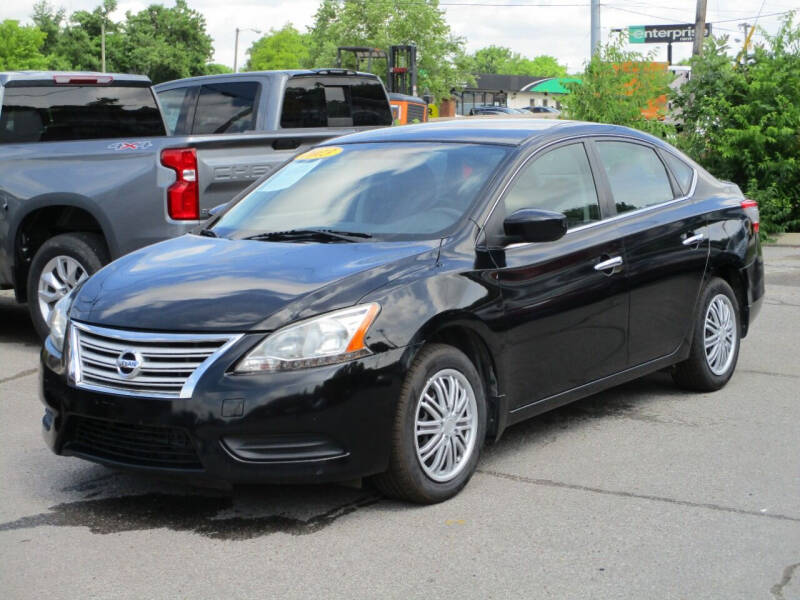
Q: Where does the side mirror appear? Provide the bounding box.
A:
[503,209,567,244]
[208,202,230,218]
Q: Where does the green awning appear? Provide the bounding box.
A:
[525,77,582,94]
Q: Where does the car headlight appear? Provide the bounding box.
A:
[235,303,380,372]
[49,289,77,352]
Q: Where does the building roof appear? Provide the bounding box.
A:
[468,74,550,93]
[318,117,646,147]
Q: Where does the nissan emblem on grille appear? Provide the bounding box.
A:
[71,322,241,399]
[115,350,143,379]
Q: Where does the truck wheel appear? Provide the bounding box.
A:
[372,344,486,504]
[26,233,109,340]
[672,277,741,392]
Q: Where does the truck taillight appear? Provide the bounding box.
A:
[53,75,113,84]
[741,199,760,233]
[161,148,199,220]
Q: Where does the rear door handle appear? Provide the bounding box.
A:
[682,232,705,246]
[594,256,624,272]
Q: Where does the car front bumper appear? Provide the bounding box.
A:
[40,335,407,485]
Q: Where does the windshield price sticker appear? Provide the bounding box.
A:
[296,147,344,161]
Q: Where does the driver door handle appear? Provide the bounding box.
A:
[594,256,624,272]
[682,232,705,246]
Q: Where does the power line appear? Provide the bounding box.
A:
[604,4,792,25]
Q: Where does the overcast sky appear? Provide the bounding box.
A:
[4,0,796,72]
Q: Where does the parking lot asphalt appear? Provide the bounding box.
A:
[1,245,798,599]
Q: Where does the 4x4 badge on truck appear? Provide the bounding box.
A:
[116,351,143,378]
[107,141,153,151]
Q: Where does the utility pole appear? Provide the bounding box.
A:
[735,22,756,66]
[590,0,601,56]
[234,28,240,73]
[101,19,106,73]
[692,0,708,56]
[233,27,261,73]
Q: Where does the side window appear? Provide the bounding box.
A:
[192,82,258,134]
[661,151,694,196]
[157,86,195,135]
[596,141,674,213]
[503,143,601,229]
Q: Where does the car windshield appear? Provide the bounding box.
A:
[212,142,510,241]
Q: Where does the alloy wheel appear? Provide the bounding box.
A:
[37,255,88,327]
[414,368,478,483]
[704,293,737,376]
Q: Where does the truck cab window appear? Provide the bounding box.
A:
[192,82,258,134]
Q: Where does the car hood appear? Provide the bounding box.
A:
[71,234,438,332]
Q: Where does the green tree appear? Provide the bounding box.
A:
[525,55,568,78]
[307,0,473,100]
[51,1,122,72]
[116,0,213,83]
[0,20,48,70]
[246,24,311,71]
[31,1,65,58]
[560,36,671,135]
[471,45,514,73]
[470,46,567,77]
[204,63,233,75]
[673,14,800,234]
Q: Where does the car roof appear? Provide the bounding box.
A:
[0,71,151,86]
[319,118,655,147]
[154,69,380,89]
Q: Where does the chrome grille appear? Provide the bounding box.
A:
[69,322,241,398]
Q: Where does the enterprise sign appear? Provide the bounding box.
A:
[629,23,712,44]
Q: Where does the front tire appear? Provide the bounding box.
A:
[26,233,109,340]
[372,344,486,504]
[672,277,741,392]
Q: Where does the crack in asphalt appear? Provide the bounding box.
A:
[771,562,800,599]
[0,492,381,540]
[738,368,800,380]
[764,299,800,308]
[0,368,37,386]
[477,470,800,523]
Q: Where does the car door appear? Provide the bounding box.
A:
[483,141,629,409]
[591,138,709,366]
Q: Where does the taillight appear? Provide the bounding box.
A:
[161,148,199,220]
[741,199,759,233]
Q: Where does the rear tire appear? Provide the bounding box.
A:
[372,344,486,504]
[672,277,741,392]
[26,233,108,340]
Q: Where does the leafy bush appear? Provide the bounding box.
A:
[672,14,800,234]
[561,37,673,137]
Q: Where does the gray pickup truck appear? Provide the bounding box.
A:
[0,70,392,337]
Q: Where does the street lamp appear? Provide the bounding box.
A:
[233,27,262,73]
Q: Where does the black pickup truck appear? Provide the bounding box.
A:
[0,69,392,337]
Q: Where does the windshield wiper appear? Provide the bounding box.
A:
[243,229,372,243]
[198,228,218,238]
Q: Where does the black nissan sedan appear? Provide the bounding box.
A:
[40,119,764,503]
